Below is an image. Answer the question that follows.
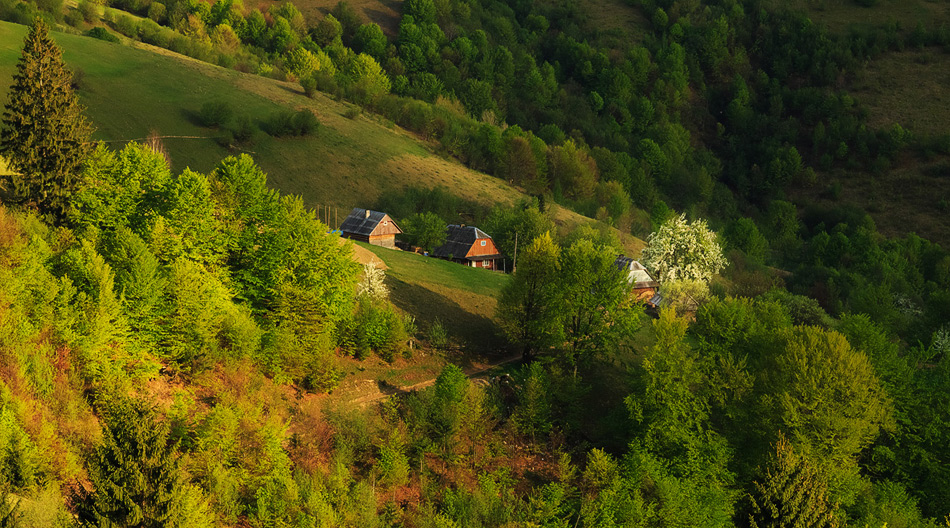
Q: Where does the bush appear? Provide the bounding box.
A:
[262,110,320,137]
[227,115,258,146]
[427,318,449,350]
[198,101,234,128]
[65,9,84,27]
[114,14,137,37]
[78,0,97,22]
[86,26,120,43]
[344,106,362,119]
[292,110,320,135]
[301,76,318,98]
[147,1,165,23]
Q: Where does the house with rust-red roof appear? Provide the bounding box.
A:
[430,225,504,271]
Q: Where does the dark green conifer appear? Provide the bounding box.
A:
[1,18,93,218]
[73,397,185,528]
[748,435,839,528]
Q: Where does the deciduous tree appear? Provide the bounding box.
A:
[497,232,563,361]
[641,213,727,283]
[400,211,445,252]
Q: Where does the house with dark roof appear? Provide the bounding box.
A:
[431,225,504,271]
[339,208,402,248]
[615,255,662,308]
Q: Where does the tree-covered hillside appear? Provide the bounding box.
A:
[0,0,949,525]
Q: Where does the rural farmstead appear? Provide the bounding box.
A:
[431,224,504,270]
[339,207,402,248]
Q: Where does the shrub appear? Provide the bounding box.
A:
[138,19,171,48]
[65,9,83,27]
[427,318,449,350]
[262,110,320,137]
[86,26,120,43]
[198,101,233,128]
[147,1,165,23]
[301,76,318,98]
[78,0,97,22]
[114,14,137,37]
[226,115,258,146]
[291,110,320,135]
[344,106,362,119]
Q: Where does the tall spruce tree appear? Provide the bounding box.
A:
[1,18,93,217]
[73,397,186,528]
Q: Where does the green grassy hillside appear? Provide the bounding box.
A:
[0,21,644,257]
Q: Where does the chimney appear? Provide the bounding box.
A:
[365,209,371,219]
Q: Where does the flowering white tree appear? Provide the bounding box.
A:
[356,262,389,301]
[641,214,726,283]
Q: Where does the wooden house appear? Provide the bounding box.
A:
[431,225,504,270]
[339,208,402,248]
[615,255,662,308]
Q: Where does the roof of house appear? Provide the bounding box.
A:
[431,225,502,260]
[614,255,660,288]
[339,208,400,236]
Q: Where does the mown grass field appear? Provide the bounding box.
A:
[358,241,509,352]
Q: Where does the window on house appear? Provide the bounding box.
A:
[480,240,486,246]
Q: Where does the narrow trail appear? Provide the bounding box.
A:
[347,352,523,407]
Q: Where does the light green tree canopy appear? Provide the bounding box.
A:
[497,231,563,361]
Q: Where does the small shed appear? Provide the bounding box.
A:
[431,225,504,270]
[340,208,402,248]
[615,255,662,308]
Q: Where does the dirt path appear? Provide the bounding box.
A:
[347,352,523,407]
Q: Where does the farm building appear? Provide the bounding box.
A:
[615,255,662,308]
[431,225,504,270]
[340,208,402,248]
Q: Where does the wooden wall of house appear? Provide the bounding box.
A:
[466,237,501,258]
[369,234,396,248]
[369,215,401,237]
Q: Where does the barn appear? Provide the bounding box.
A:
[339,208,402,248]
[431,225,504,270]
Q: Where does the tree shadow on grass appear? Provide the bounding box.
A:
[386,277,510,369]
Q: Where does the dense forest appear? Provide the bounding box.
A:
[0,0,949,525]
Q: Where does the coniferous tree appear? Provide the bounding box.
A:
[73,397,186,528]
[1,18,93,217]
[747,435,839,528]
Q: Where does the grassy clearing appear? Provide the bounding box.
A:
[359,242,509,356]
[779,0,950,34]
[849,48,950,136]
[796,161,950,248]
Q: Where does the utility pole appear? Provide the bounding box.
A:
[512,232,518,273]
